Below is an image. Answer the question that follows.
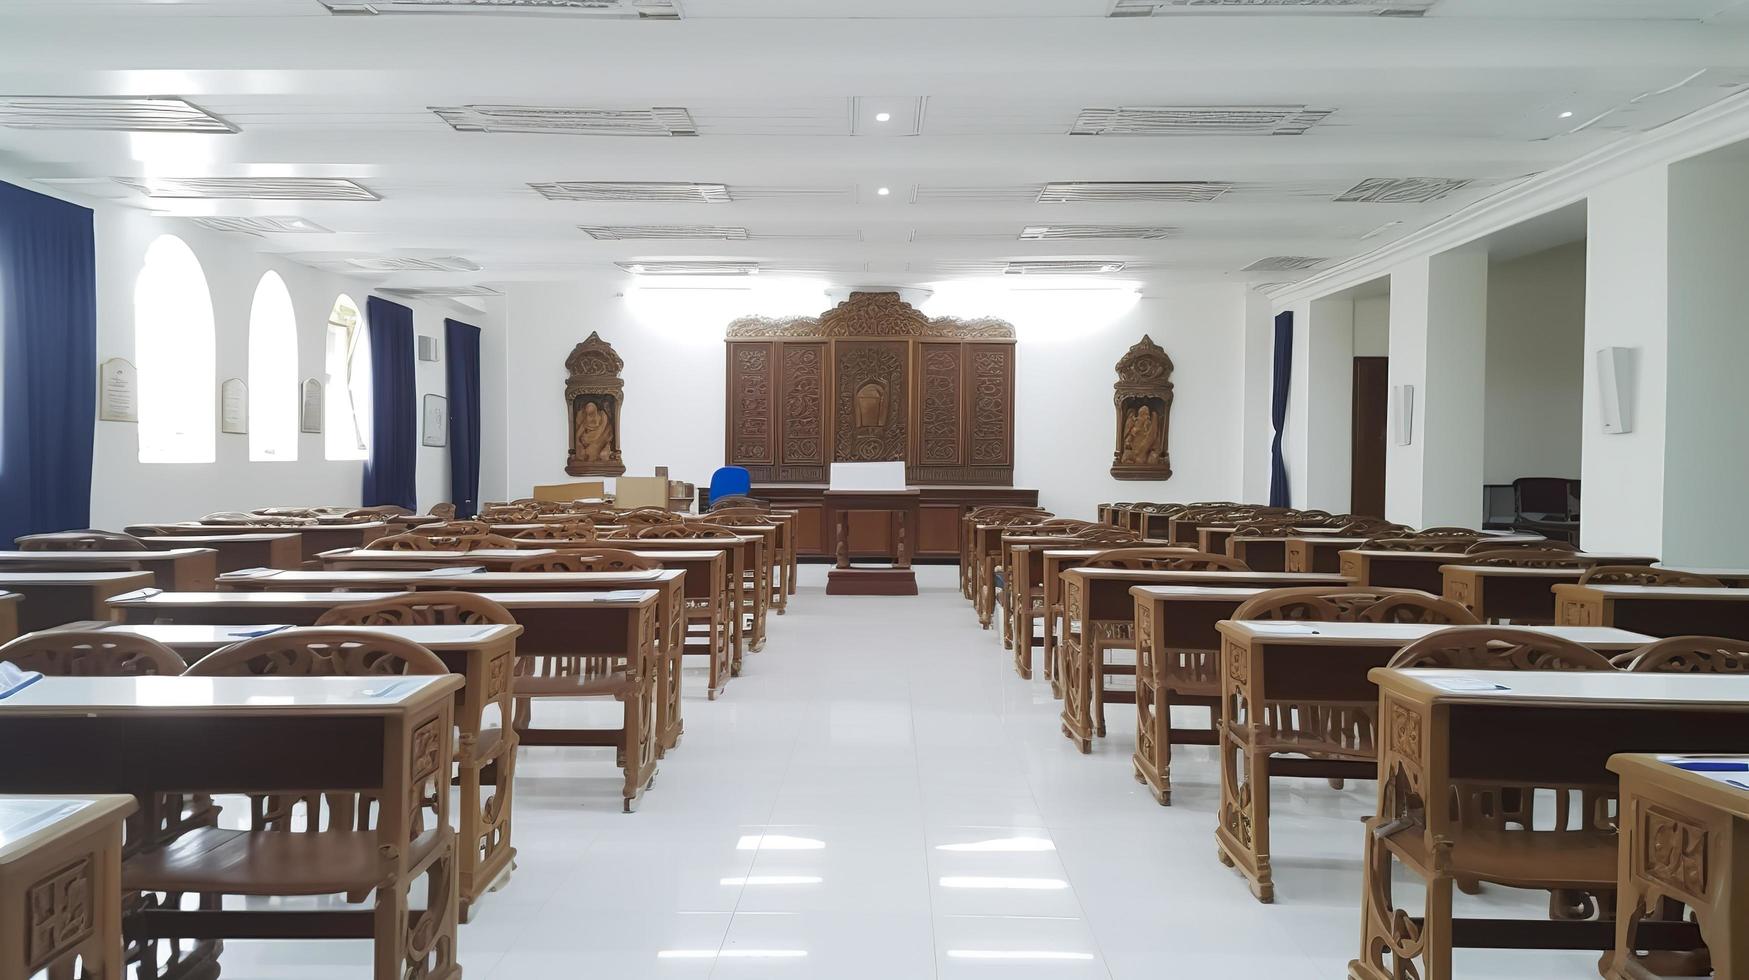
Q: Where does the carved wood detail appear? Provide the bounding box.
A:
[1640,805,1707,898]
[1111,334,1175,481]
[564,331,627,477]
[780,342,825,464]
[835,341,908,462]
[27,857,94,971]
[919,343,963,464]
[730,342,774,464]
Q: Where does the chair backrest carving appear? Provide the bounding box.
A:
[1461,548,1591,569]
[365,533,439,551]
[0,629,185,676]
[1618,635,1749,674]
[1083,548,1247,571]
[709,495,769,512]
[1071,526,1141,543]
[188,628,449,677]
[408,520,491,537]
[618,508,686,528]
[1386,626,1615,671]
[1463,538,1574,554]
[1233,587,1479,625]
[510,521,595,540]
[1363,536,1478,553]
[314,591,516,627]
[15,530,147,551]
[429,503,457,521]
[1578,565,1723,587]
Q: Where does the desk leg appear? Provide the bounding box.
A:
[1043,574,1060,696]
[1058,579,1093,754]
[896,509,912,569]
[1215,639,1275,904]
[977,555,995,630]
[620,603,662,813]
[834,512,850,570]
[1131,603,1169,804]
[457,649,518,921]
[656,586,684,754]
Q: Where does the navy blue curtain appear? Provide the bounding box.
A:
[444,319,481,518]
[362,297,417,511]
[1268,311,1294,508]
[0,181,96,542]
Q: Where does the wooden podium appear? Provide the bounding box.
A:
[823,489,921,595]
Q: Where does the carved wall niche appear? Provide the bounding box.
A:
[1111,335,1175,481]
[724,291,1016,485]
[564,331,626,477]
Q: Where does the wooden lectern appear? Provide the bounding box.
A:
[823,463,920,596]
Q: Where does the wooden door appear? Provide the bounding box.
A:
[1351,357,1389,518]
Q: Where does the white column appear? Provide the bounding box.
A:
[1386,250,1488,528]
[1286,296,1355,511]
[1240,290,1276,504]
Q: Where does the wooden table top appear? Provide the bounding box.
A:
[131,521,388,534]
[0,794,136,867]
[319,548,554,561]
[1437,564,1588,577]
[1219,620,1652,649]
[0,570,158,586]
[1651,564,1749,578]
[0,673,463,715]
[137,533,301,545]
[70,622,523,655]
[1065,568,1351,585]
[1371,668,1749,707]
[0,549,212,562]
[218,568,673,587]
[1129,584,1278,601]
[1556,583,1749,600]
[1608,754,1749,818]
[110,587,662,610]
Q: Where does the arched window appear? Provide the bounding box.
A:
[324,294,371,461]
[248,271,299,461]
[135,235,215,463]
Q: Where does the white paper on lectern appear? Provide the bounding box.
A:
[828,461,907,492]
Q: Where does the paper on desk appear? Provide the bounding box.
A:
[1423,676,1510,693]
[0,662,44,699]
[581,590,652,602]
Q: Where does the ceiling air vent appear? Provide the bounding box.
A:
[382,285,503,298]
[0,96,236,133]
[1072,105,1334,137]
[432,104,697,136]
[349,256,482,272]
[1111,0,1435,15]
[1004,260,1127,276]
[114,176,379,201]
[582,225,747,241]
[1242,255,1328,272]
[321,0,680,17]
[1038,181,1232,203]
[616,261,759,276]
[188,215,333,235]
[531,181,731,203]
[1335,176,1472,204]
[1019,225,1179,241]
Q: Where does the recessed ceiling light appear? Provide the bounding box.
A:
[1559,111,1574,118]
[875,112,892,122]
[876,187,891,196]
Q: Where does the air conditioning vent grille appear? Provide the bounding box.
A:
[0,96,236,133]
[1072,105,1334,136]
[1005,260,1127,276]
[616,261,760,276]
[582,225,748,241]
[115,176,379,201]
[188,215,332,235]
[531,181,731,202]
[349,256,482,272]
[1112,0,1435,15]
[1242,255,1329,272]
[433,104,697,136]
[322,0,680,17]
[382,285,502,298]
[1038,181,1232,203]
[1335,176,1472,204]
[1019,225,1179,241]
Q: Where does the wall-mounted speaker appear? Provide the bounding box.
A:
[1595,346,1634,434]
[1393,384,1415,446]
[417,335,440,362]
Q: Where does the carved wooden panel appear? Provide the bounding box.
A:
[918,342,963,465]
[834,340,908,462]
[28,857,94,971]
[727,342,775,468]
[969,343,1013,469]
[779,342,826,468]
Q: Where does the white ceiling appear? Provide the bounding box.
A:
[2,0,1748,296]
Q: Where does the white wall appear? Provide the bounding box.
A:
[1353,295,1390,356]
[1283,296,1355,512]
[1483,241,1586,485]
[501,277,1252,518]
[1239,291,1276,505]
[0,171,505,529]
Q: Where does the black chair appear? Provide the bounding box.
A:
[1511,476,1579,545]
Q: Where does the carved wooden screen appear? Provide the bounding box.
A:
[724,292,1016,485]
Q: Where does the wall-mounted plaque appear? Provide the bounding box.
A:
[564,331,626,477]
[422,394,448,448]
[220,378,248,435]
[300,378,324,434]
[98,357,137,422]
[1110,335,1174,481]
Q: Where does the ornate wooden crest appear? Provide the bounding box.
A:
[726,291,1016,340]
[565,331,625,477]
[1111,335,1174,481]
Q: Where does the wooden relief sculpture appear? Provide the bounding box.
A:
[565,331,626,477]
[1110,335,1175,480]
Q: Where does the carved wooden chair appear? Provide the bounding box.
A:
[1461,548,1592,568]
[0,629,184,676]
[1071,526,1142,544]
[1463,538,1576,554]
[526,549,660,573]
[1083,548,1248,572]
[363,532,439,551]
[963,509,1054,602]
[617,508,686,528]
[627,522,738,539]
[1337,519,1410,537]
[1414,526,1485,538]
[509,520,595,540]
[506,552,642,573]
[1388,626,1614,671]
[14,529,147,551]
[1615,634,1749,673]
[314,591,516,628]
[1363,536,1480,553]
[429,502,457,521]
[407,520,492,538]
[200,511,315,527]
[708,495,769,512]
[1578,565,1723,587]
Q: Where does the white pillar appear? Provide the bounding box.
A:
[1241,291,1276,504]
[1386,250,1488,528]
[1285,296,1355,511]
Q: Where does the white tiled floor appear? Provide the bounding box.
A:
[217,564,1606,978]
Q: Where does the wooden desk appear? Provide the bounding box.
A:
[1354,669,1749,980]
[0,593,16,645]
[318,548,555,572]
[1608,754,1749,980]
[71,622,522,920]
[107,589,679,791]
[1286,536,1370,573]
[139,533,302,572]
[0,674,464,980]
[0,572,155,633]
[1211,623,1653,906]
[969,521,1055,628]
[1652,564,1749,588]
[0,549,217,591]
[1556,583,1749,639]
[1036,546,1183,694]
[1129,584,1279,804]
[823,489,921,595]
[1058,568,1351,753]
[0,794,136,980]
[1346,549,1654,594]
[1002,536,1094,675]
[126,522,387,563]
[1440,563,1585,624]
[605,535,763,656]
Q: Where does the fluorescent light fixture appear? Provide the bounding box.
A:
[657,950,808,959]
[939,877,1069,890]
[1559,110,1575,118]
[946,951,1096,961]
[935,836,1057,853]
[720,876,823,886]
[735,834,825,851]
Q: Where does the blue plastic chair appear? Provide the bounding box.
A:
[708,466,752,506]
